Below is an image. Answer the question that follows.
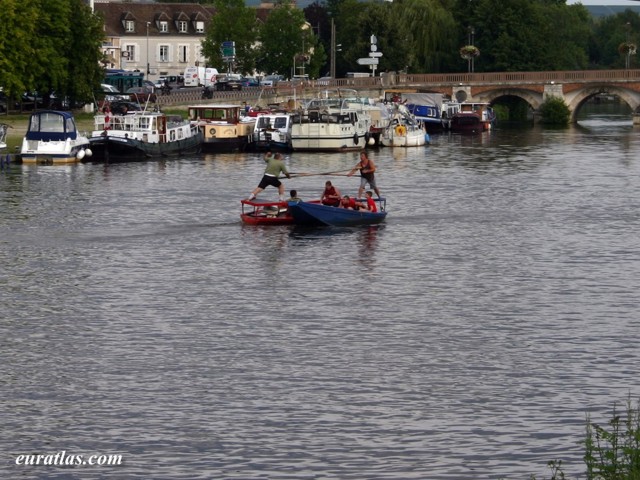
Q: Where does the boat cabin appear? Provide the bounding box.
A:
[188,104,242,124]
[25,110,79,142]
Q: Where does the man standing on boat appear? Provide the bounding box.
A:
[348,151,380,199]
[247,152,291,201]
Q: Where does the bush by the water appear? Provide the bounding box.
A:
[533,395,640,480]
[539,97,570,126]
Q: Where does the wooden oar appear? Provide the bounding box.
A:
[289,170,352,178]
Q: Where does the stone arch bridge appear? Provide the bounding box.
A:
[160,69,640,123]
[376,69,640,122]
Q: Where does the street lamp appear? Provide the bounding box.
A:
[468,26,475,73]
[330,19,342,79]
[146,22,150,77]
[626,22,631,69]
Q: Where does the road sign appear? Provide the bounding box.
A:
[369,51,383,58]
[222,41,235,59]
[357,57,379,65]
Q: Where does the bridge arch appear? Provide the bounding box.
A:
[472,88,544,110]
[565,84,640,122]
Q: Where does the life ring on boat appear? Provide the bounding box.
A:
[353,133,359,145]
[209,127,216,136]
[395,125,406,136]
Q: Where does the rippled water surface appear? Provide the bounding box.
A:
[1,105,639,479]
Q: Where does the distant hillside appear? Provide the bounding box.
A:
[583,4,640,17]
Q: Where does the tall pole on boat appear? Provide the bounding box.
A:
[146,22,151,78]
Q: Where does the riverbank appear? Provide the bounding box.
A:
[1,108,188,154]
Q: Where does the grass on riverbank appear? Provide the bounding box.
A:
[1,107,189,153]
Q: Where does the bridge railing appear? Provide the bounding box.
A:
[154,69,640,108]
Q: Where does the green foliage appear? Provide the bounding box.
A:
[532,397,640,480]
[201,0,258,75]
[539,97,570,126]
[584,396,640,480]
[0,0,104,104]
[0,0,40,96]
[589,12,639,69]
[257,5,322,77]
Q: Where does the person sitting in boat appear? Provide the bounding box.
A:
[361,191,378,213]
[288,189,302,202]
[340,195,360,210]
[321,180,341,207]
[247,152,290,202]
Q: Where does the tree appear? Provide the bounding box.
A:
[394,0,457,73]
[590,11,640,69]
[465,0,590,72]
[65,0,105,105]
[257,5,321,77]
[201,0,259,74]
[0,0,104,105]
[0,0,40,98]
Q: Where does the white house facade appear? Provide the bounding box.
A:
[94,1,215,81]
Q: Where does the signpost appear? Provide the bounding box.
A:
[355,34,383,75]
[357,57,379,66]
[221,41,235,72]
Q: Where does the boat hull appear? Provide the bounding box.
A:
[20,143,90,165]
[240,200,293,225]
[380,129,427,147]
[290,128,367,152]
[287,201,387,227]
[88,132,202,162]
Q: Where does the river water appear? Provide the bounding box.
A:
[1,103,639,479]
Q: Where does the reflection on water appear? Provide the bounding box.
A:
[1,104,640,479]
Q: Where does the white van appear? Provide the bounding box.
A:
[183,67,219,87]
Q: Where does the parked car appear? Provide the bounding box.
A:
[101,84,129,102]
[142,81,157,93]
[154,75,183,89]
[126,86,157,103]
[49,92,85,110]
[21,91,44,109]
[260,74,284,87]
[215,75,243,91]
[241,77,260,88]
[0,91,8,113]
[108,101,144,115]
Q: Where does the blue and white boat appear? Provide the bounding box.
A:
[20,110,92,165]
[251,113,293,151]
[287,198,387,227]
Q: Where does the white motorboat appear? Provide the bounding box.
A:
[290,89,372,152]
[20,110,93,165]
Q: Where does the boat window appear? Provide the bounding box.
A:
[29,115,41,132]
[66,118,76,133]
[139,117,150,129]
[40,113,64,133]
[273,118,287,129]
[257,117,270,128]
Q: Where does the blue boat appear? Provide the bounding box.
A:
[287,198,387,227]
